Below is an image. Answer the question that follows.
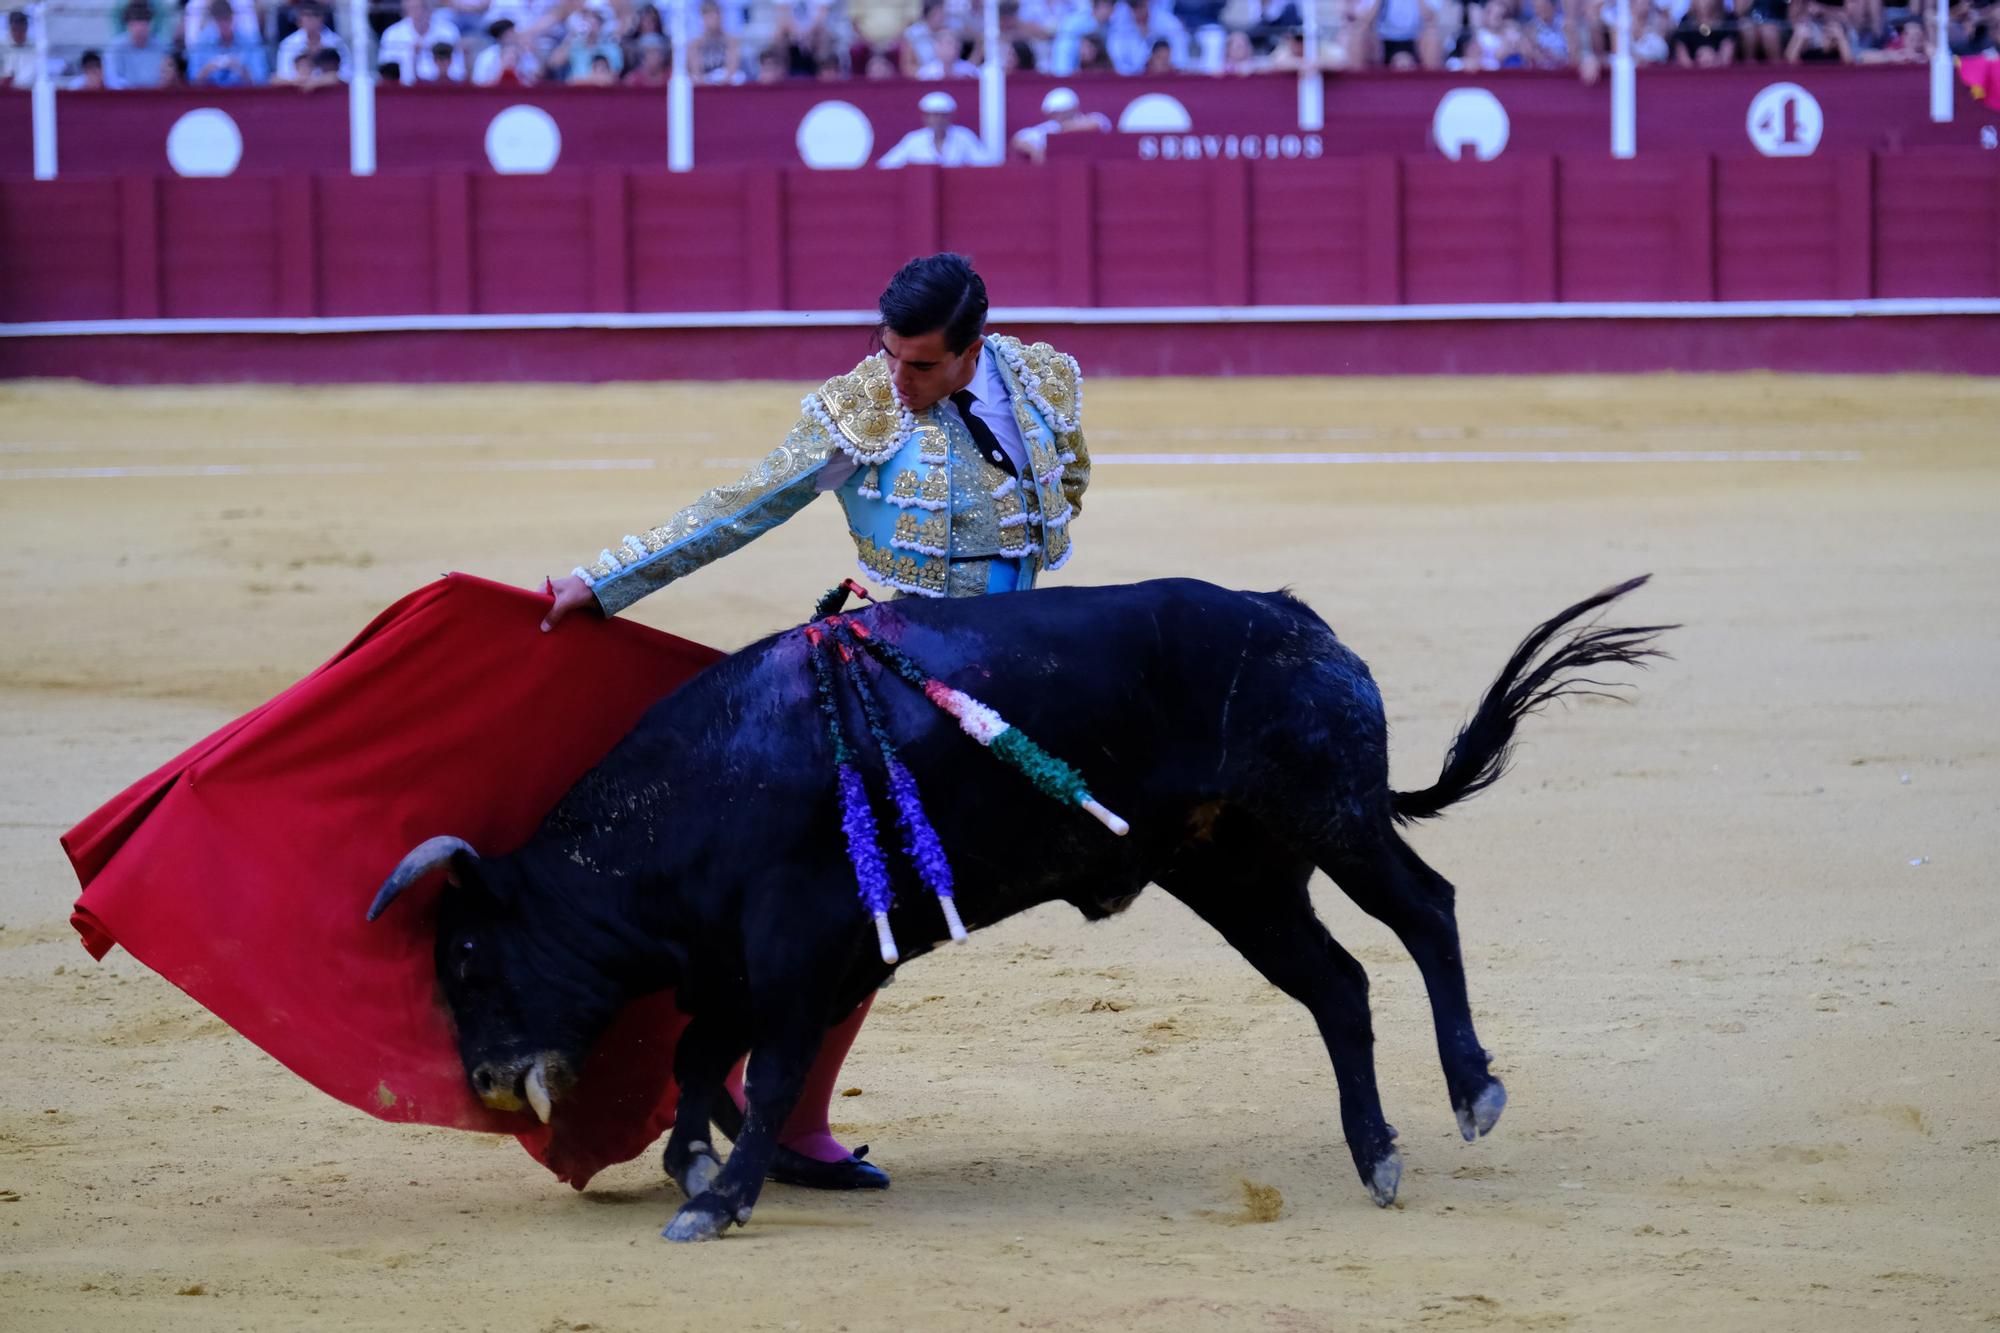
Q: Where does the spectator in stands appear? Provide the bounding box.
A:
[190,0,270,82]
[68,49,108,88]
[1016,0,1080,54]
[275,0,348,82]
[876,88,995,164]
[1049,0,1109,71]
[1464,0,1527,65]
[766,14,808,74]
[104,0,175,49]
[1073,28,1113,64]
[1631,0,1672,60]
[624,29,671,79]
[1948,0,1998,54]
[1787,0,1854,58]
[1108,0,1190,71]
[577,48,616,79]
[1738,0,1788,62]
[901,0,958,75]
[1010,83,1109,159]
[1362,0,1425,67]
[105,2,170,87]
[1861,11,1928,59]
[1247,0,1303,42]
[185,0,259,50]
[1521,0,1568,65]
[789,0,858,73]
[4,9,43,88]
[307,45,346,84]
[1272,23,1326,63]
[1175,0,1225,34]
[474,17,541,80]
[1673,0,1735,63]
[436,38,471,78]
[689,0,742,80]
[379,0,464,83]
[622,3,664,61]
[864,46,899,74]
[554,4,625,79]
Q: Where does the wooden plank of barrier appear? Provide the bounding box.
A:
[1054,161,1094,308]
[1209,158,1252,308]
[278,175,319,319]
[1835,153,1874,300]
[745,167,786,309]
[433,172,473,316]
[590,170,631,314]
[118,176,162,321]
[1361,155,1401,307]
[1520,155,1559,303]
[1676,155,1717,302]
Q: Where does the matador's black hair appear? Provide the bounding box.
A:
[877,252,987,354]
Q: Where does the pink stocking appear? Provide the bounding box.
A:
[722,992,875,1163]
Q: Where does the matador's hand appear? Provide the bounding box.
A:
[540,574,598,632]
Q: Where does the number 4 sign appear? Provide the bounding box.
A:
[1747,83,1826,157]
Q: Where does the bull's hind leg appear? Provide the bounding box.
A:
[1322,833,1506,1142]
[1162,810,1403,1207]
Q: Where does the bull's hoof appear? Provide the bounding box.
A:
[663,1194,738,1243]
[1366,1149,1403,1208]
[664,1139,725,1199]
[1454,1080,1508,1143]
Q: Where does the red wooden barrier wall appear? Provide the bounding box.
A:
[3,152,1998,326]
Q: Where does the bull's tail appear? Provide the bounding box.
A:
[1391,575,1673,824]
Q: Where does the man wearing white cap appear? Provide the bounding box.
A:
[876,90,998,168]
[1009,85,1113,163]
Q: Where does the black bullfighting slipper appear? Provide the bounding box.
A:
[768,1144,891,1191]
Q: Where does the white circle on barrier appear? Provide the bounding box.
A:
[486,105,563,174]
[797,101,874,170]
[1746,82,1823,157]
[1118,93,1193,134]
[1432,87,1509,162]
[165,108,244,177]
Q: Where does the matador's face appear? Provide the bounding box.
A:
[881,328,983,414]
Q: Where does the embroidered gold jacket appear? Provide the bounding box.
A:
[579,335,1089,613]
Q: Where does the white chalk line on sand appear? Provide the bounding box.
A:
[0,459,660,481]
[1,450,1866,481]
[1093,448,1865,465]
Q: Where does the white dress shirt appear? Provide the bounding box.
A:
[958,342,1031,476]
[876,123,996,169]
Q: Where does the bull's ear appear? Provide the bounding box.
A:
[366,836,480,922]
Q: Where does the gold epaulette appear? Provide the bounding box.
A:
[992,336,1083,435]
[805,354,916,467]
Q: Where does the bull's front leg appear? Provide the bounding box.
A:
[662,1014,747,1200]
[663,1021,825,1242]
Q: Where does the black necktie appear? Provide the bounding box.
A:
[950,389,1017,477]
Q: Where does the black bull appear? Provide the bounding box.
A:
[369,576,1668,1242]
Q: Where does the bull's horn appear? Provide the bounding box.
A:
[365,836,478,922]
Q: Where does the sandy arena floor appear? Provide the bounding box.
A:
[1,374,1996,1331]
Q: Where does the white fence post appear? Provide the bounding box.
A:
[1298,0,1323,132]
[668,0,693,170]
[1929,0,1952,122]
[30,2,56,179]
[349,0,377,175]
[1610,0,1635,157]
[980,0,1004,160]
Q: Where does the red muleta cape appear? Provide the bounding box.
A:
[62,574,724,1189]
